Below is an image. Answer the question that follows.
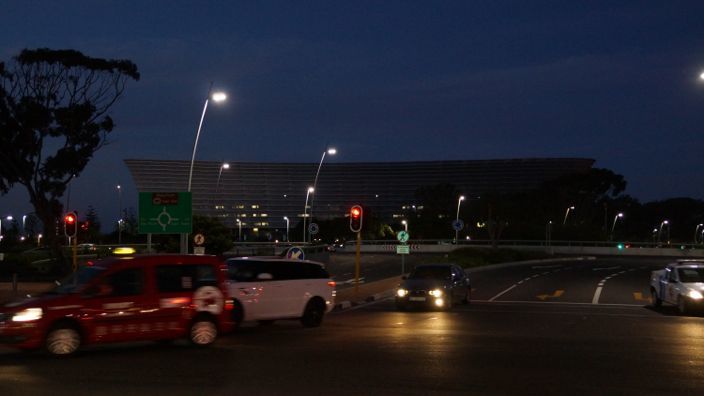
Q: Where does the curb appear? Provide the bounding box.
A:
[331,256,597,312]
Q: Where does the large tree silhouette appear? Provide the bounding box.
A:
[0,48,139,247]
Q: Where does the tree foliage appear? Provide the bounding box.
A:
[0,48,139,246]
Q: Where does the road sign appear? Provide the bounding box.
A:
[452,219,465,232]
[138,192,192,234]
[193,247,205,255]
[396,245,410,254]
[397,230,409,243]
[193,233,205,246]
[286,247,305,260]
[308,222,319,235]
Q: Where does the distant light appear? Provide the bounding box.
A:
[617,213,624,218]
[327,148,337,155]
[308,187,315,193]
[212,92,227,102]
[700,71,704,80]
[221,163,230,169]
[6,215,13,221]
[459,196,465,201]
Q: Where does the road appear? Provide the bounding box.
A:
[2,256,704,395]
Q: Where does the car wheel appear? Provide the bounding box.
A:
[45,326,81,356]
[650,288,662,307]
[190,318,218,346]
[462,288,471,305]
[301,299,325,328]
[678,296,688,315]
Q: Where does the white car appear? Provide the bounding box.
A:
[650,260,704,314]
[225,257,336,327]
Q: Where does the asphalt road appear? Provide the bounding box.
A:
[2,256,704,395]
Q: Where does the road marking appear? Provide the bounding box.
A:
[593,266,621,271]
[536,290,564,301]
[592,286,603,304]
[489,284,518,302]
[472,300,647,307]
[337,277,366,285]
[633,292,652,303]
[532,265,563,270]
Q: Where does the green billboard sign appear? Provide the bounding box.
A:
[138,192,192,234]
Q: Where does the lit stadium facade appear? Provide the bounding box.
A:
[125,158,594,233]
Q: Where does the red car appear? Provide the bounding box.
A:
[0,255,235,355]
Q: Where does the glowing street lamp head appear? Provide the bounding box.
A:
[327,148,337,155]
[211,92,227,102]
[401,220,407,225]
[700,71,704,80]
[617,213,624,218]
[308,187,315,193]
[283,216,288,221]
[459,196,465,201]
[221,163,230,170]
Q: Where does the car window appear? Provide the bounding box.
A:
[156,264,217,292]
[227,260,267,282]
[410,266,451,280]
[103,268,144,297]
[677,268,704,283]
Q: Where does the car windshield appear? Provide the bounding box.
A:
[409,266,450,280]
[678,268,704,283]
[47,266,106,294]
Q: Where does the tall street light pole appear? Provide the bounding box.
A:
[455,195,465,243]
[563,206,575,225]
[402,220,408,232]
[117,185,122,245]
[308,147,336,243]
[283,216,290,242]
[182,84,227,253]
[610,212,624,241]
[658,220,669,245]
[302,187,314,242]
[236,218,242,242]
[214,162,230,214]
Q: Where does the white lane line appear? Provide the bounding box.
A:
[489,284,518,302]
[592,270,626,305]
[592,287,603,304]
[593,266,621,271]
[474,300,646,307]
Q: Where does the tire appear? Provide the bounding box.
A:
[189,318,218,346]
[45,326,81,356]
[301,299,325,328]
[650,288,662,307]
[678,296,688,315]
[462,288,471,305]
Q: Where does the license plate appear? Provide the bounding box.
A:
[409,297,426,302]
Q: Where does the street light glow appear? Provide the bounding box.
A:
[327,148,337,155]
[459,196,466,201]
[308,187,315,193]
[212,92,227,102]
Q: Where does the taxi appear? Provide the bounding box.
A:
[0,255,235,355]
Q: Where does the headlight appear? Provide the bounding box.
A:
[687,290,704,300]
[397,289,408,298]
[11,308,43,322]
[430,289,443,297]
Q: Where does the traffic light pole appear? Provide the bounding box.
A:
[354,231,361,296]
[72,236,77,272]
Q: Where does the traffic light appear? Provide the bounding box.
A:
[64,212,78,238]
[349,205,363,233]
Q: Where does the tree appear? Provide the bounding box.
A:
[0,48,139,248]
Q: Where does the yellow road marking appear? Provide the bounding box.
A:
[536,290,564,301]
[633,292,652,303]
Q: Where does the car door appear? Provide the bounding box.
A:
[228,260,271,320]
[81,266,150,343]
[665,268,681,304]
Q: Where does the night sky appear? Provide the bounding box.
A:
[2,1,704,229]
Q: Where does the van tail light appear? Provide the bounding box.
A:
[225,299,235,311]
[327,281,336,288]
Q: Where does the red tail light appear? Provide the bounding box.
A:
[327,281,336,288]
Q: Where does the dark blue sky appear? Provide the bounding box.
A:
[2,1,704,229]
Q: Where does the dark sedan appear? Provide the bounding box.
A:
[395,264,471,310]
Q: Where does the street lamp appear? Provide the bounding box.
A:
[658,220,669,245]
[610,213,624,241]
[183,84,227,253]
[236,218,242,242]
[283,216,290,242]
[563,206,575,225]
[302,187,314,242]
[455,195,465,243]
[401,220,408,232]
[117,185,122,244]
[214,162,230,212]
[308,147,336,242]
[695,223,704,244]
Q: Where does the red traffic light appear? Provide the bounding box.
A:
[64,211,78,237]
[349,205,363,233]
[64,213,76,224]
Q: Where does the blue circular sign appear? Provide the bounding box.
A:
[452,219,465,231]
[286,247,305,260]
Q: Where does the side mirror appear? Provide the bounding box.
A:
[257,273,273,281]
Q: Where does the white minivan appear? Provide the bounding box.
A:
[225,257,336,327]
